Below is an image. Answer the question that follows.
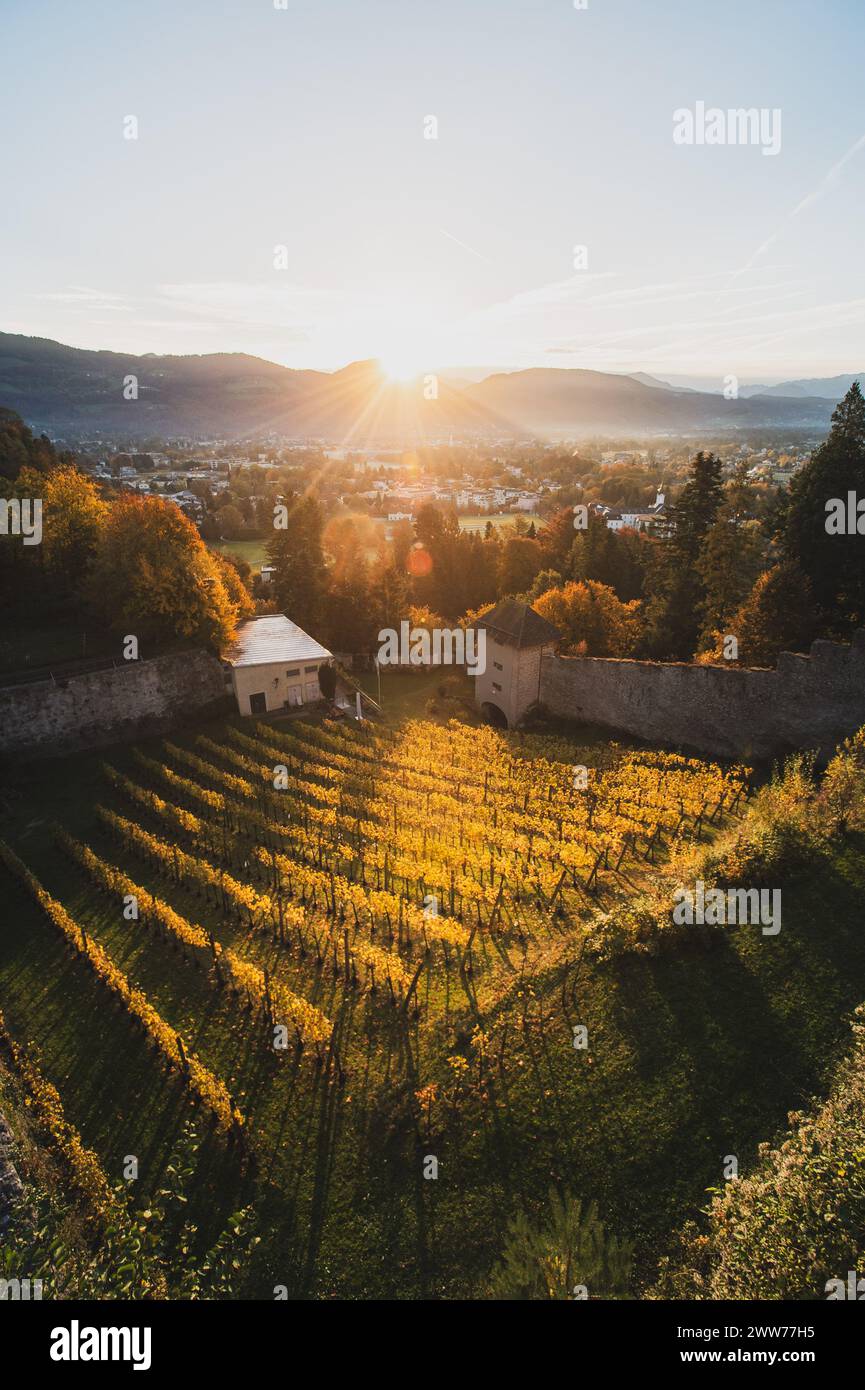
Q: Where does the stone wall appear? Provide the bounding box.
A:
[0,650,229,761]
[538,631,865,761]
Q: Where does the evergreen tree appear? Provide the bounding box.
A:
[570,512,649,602]
[369,556,410,632]
[497,535,546,597]
[642,451,724,659]
[695,466,767,647]
[667,449,724,556]
[322,561,376,653]
[783,382,865,629]
[0,406,61,480]
[489,1190,633,1301]
[267,493,327,633]
[696,516,765,648]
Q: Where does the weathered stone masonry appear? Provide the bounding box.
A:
[539,631,865,760]
[0,650,228,761]
[3,630,864,765]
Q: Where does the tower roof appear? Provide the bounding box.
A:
[476,599,560,649]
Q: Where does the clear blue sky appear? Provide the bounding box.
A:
[3,0,864,382]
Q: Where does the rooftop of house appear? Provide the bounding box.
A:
[225,614,332,668]
[476,598,560,650]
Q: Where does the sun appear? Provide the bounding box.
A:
[377,347,427,383]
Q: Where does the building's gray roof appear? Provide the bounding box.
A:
[476,599,560,649]
[225,614,331,668]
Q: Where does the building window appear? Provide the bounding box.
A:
[304,664,319,673]
[249,692,267,714]
[492,681,502,694]
[493,660,503,671]
[286,668,300,677]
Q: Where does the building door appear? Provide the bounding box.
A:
[287,686,303,708]
[249,691,267,714]
[303,681,320,703]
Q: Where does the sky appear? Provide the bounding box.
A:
[3,0,865,383]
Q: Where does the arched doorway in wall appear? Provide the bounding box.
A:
[480,701,508,729]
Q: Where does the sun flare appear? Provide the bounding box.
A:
[377,348,427,382]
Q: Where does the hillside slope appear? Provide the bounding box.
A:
[0,332,836,440]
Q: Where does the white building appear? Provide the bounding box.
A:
[223,614,332,717]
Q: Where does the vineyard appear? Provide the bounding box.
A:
[2,711,865,1297]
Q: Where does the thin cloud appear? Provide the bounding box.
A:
[730,131,865,282]
[439,228,494,264]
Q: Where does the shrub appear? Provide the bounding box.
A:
[653,1005,865,1300]
[488,1189,633,1300]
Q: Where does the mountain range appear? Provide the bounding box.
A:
[0,332,850,443]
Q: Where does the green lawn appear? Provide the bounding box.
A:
[209,538,269,569]
[355,667,475,721]
[368,513,540,539]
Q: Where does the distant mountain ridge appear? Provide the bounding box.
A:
[0,331,842,442]
[738,372,865,400]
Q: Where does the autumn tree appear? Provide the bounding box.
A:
[40,465,108,593]
[538,506,580,571]
[210,550,254,621]
[533,580,642,656]
[708,560,819,667]
[86,493,248,650]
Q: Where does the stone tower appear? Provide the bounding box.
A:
[474,599,560,728]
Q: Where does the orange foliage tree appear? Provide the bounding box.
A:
[533,580,642,656]
[87,493,252,649]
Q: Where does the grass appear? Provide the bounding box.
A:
[368,513,541,539]
[354,667,475,722]
[2,721,864,1298]
[209,539,269,569]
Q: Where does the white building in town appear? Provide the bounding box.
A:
[223,614,332,717]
